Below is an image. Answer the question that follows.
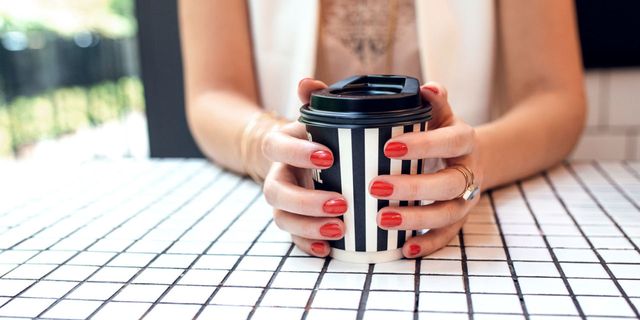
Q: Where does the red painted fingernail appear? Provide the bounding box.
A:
[323,198,347,214]
[409,244,421,256]
[370,181,393,197]
[380,212,402,228]
[320,223,342,238]
[384,142,408,158]
[311,242,325,255]
[310,150,333,167]
[424,86,439,95]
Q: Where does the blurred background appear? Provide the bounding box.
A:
[0,1,638,162]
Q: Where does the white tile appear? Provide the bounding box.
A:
[225,270,273,287]
[179,269,228,286]
[568,278,620,296]
[92,301,151,320]
[126,240,172,253]
[423,246,461,260]
[3,264,57,279]
[471,294,522,314]
[144,303,200,320]
[464,235,503,247]
[252,306,303,320]
[546,236,590,249]
[209,287,262,306]
[312,290,361,309]
[474,314,526,320]
[41,299,102,319]
[418,292,467,312]
[465,247,507,260]
[66,282,122,300]
[0,279,35,296]
[46,265,98,281]
[560,262,609,278]
[584,70,602,127]
[419,312,469,320]
[504,235,546,248]
[0,297,55,317]
[0,250,39,264]
[281,257,324,272]
[162,285,215,304]
[247,242,291,256]
[320,272,366,290]
[523,295,578,315]
[619,279,640,297]
[513,262,560,277]
[508,248,552,261]
[590,236,635,249]
[608,68,640,126]
[236,256,282,271]
[597,249,640,263]
[271,271,318,289]
[67,251,116,266]
[207,242,252,255]
[370,274,414,291]
[610,263,640,279]
[198,305,251,320]
[467,261,511,276]
[307,309,357,320]
[366,291,415,311]
[577,296,635,317]
[327,259,370,273]
[89,266,139,283]
[419,275,464,292]
[364,310,413,320]
[420,260,462,275]
[518,277,568,295]
[113,284,167,302]
[260,288,311,308]
[149,254,197,268]
[131,268,183,284]
[553,249,599,263]
[468,276,516,294]
[29,250,77,264]
[192,255,239,270]
[21,280,77,298]
[572,133,628,161]
[373,260,416,274]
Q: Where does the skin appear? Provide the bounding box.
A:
[179,0,586,258]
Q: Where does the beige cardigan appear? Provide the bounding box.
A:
[248,0,495,126]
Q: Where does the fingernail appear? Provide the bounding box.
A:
[323,198,347,214]
[299,77,312,87]
[311,242,325,255]
[310,150,333,167]
[409,244,421,256]
[384,142,408,158]
[320,223,342,238]
[370,181,393,197]
[380,212,402,228]
[424,86,439,95]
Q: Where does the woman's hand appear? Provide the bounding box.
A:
[262,79,346,257]
[372,82,484,258]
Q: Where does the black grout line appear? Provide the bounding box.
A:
[622,161,640,180]
[0,161,195,310]
[516,182,586,318]
[246,244,296,319]
[300,257,332,320]
[488,190,531,319]
[459,230,474,320]
[547,163,640,318]
[354,264,374,320]
[413,257,421,320]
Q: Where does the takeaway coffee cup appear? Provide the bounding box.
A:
[299,75,431,263]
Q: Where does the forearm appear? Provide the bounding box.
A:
[476,90,586,190]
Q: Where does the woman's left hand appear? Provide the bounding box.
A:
[371,81,484,258]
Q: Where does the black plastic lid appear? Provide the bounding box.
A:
[299,75,431,128]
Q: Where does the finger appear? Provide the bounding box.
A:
[377,198,471,230]
[291,235,330,257]
[273,208,344,240]
[264,163,348,216]
[420,82,454,127]
[262,129,334,169]
[383,123,475,159]
[369,166,468,201]
[298,78,328,104]
[402,216,468,258]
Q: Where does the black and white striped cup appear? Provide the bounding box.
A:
[299,75,432,264]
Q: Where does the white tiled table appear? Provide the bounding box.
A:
[0,159,639,319]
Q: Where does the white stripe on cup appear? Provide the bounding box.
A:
[387,126,405,250]
[364,128,379,252]
[338,128,355,251]
[406,123,421,240]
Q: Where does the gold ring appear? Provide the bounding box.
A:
[449,164,480,201]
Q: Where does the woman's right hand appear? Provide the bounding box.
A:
[261,78,347,257]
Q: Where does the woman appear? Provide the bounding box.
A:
[178,0,586,258]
